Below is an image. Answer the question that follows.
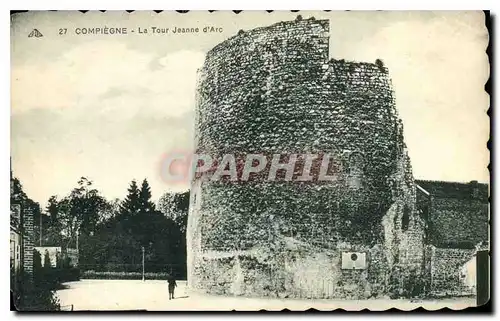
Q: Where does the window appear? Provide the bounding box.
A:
[347,152,364,189]
[402,206,410,231]
[348,152,364,175]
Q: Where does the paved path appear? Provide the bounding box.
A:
[56,279,476,311]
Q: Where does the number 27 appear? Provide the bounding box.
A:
[59,28,67,35]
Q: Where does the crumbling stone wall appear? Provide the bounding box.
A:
[188,17,424,299]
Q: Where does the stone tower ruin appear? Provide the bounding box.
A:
[187,17,425,299]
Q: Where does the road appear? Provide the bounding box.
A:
[56,279,476,311]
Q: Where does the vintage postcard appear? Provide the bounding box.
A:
[10,10,490,311]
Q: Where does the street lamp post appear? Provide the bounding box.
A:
[76,225,81,253]
[39,213,42,246]
[141,246,145,281]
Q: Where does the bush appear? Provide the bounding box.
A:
[54,255,80,283]
[43,250,51,268]
[19,286,60,311]
[58,267,80,283]
[12,271,61,311]
[81,270,172,280]
[12,250,80,311]
[33,250,80,289]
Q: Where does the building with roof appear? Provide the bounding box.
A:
[416,180,489,296]
[10,161,35,293]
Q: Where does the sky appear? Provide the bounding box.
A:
[10,11,489,208]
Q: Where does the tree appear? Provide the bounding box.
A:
[91,179,152,271]
[136,179,162,252]
[98,198,120,224]
[36,176,192,277]
[43,197,63,246]
[11,177,44,246]
[43,250,51,268]
[11,175,42,227]
[70,177,107,235]
[156,191,190,276]
[58,177,107,249]
[57,198,75,249]
[46,196,59,224]
[120,180,140,217]
[158,193,175,218]
[118,180,142,240]
[11,177,27,204]
[157,191,190,224]
[26,198,43,241]
[138,179,155,214]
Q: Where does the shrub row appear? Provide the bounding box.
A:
[36,267,80,287]
[81,270,172,280]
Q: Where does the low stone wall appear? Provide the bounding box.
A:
[190,239,392,299]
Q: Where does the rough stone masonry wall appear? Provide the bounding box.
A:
[188,17,424,299]
[430,197,488,248]
[425,246,476,297]
[416,180,489,248]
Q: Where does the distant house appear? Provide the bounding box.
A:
[416,180,489,296]
[10,164,35,288]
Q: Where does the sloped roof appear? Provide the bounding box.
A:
[415,179,489,202]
